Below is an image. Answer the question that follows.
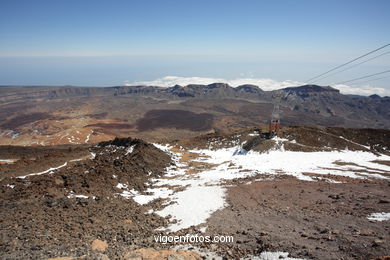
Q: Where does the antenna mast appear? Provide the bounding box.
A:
[269,90,283,137]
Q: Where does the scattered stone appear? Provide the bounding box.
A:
[360,229,375,236]
[373,239,384,247]
[332,229,340,235]
[91,239,108,252]
[319,228,329,234]
[328,194,341,200]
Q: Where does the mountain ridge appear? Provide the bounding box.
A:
[0,83,388,99]
[0,83,389,145]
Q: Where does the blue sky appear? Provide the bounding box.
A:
[0,0,389,93]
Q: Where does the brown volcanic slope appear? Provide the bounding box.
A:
[0,138,173,259]
[0,84,389,145]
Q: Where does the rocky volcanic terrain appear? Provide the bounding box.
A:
[0,84,389,146]
[1,126,390,260]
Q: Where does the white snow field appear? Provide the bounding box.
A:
[124,140,390,232]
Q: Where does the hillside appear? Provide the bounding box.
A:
[1,126,389,259]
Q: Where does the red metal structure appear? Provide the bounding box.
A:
[269,118,280,137]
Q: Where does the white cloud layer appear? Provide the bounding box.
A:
[333,84,389,96]
[126,76,389,96]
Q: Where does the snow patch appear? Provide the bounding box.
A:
[116,183,128,189]
[199,226,207,233]
[70,158,84,162]
[339,136,370,150]
[17,162,68,179]
[125,145,136,155]
[254,251,305,260]
[132,187,173,205]
[367,212,390,221]
[85,130,93,143]
[0,159,15,164]
[174,245,304,260]
[67,192,96,199]
[119,190,135,199]
[11,132,20,139]
[157,185,226,232]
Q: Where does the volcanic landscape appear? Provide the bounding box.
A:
[0,84,389,260]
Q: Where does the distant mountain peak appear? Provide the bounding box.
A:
[206,83,230,88]
[236,84,263,93]
[369,94,381,99]
[282,84,340,93]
